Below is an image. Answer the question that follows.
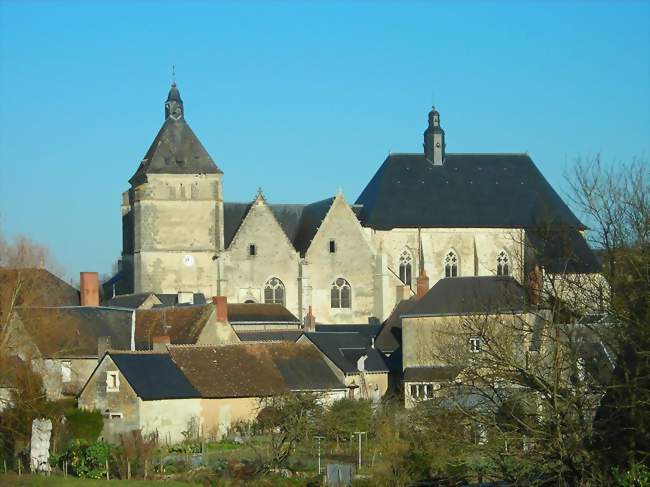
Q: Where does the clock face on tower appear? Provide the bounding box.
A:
[182,255,195,267]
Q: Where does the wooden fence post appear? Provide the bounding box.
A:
[127,459,131,480]
[105,459,109,480]
[144,459,148,480]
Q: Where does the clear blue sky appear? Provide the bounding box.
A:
[0,1,648,280]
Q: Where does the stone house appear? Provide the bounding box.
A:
[112,83,601,327]
[400,275,548,408]
[298,331,389,401]
[78,343,346,443]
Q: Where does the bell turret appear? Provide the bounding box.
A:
[423,106,445,165]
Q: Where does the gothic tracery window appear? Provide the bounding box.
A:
[444,250,459,278]
[264,277,285,305]
[331,278,351,309]
[496,250,510,276]
[399,250,413,287]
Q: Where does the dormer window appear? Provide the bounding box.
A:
[248,244,257,257]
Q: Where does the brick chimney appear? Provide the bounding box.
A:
[304,305,316,332]
[395,284,412,304]
[212,296,228,322]
[416,269,429,300]
[80,272,99,306]
[152,335,171,352]
[97,336,111,361]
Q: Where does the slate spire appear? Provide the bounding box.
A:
[424,106,445,165]
[165,82,184,120]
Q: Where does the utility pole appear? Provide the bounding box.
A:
[354,432,366,470]
[314,436,325,474]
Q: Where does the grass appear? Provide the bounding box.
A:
[0,474,198,486]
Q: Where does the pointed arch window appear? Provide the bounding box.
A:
[399,250,413,287]
[444,250,459,278]
[497,250,510,276]
[264,278,285,305]
[331,278,351,309]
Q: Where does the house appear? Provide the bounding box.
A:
[298,331,389,401]
[400,276,550,407]
[78,343,346,443]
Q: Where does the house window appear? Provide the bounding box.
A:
[469,337,482,353]
[61,361,72,383]
[109,412,123,419]
[497,250,510,276]
[264,277,285,305]
[331,278,351,309]
[248,244,256,257]
[329,239,336,253]
[399,250,413,286]
[444,250,459,278]
[106,371,120,392]
[410,383,434,400]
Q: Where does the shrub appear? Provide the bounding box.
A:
[52,439,116,479]
[64,409,103,441]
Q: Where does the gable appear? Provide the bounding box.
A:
[227,197,298,256]
[305,194,373,260]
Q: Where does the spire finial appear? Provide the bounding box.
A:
[172,65,176,86]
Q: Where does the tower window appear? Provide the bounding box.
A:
[248,244,256,257]
[329,239,336,254]
[399,250,413,287]
[331,278,351,309]
[497,250,510,276]
[444,250,459,278]
[106,371,120,392]
[264,277,285,306]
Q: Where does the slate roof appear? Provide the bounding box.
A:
[236,330,303,342]
[0,268,79,308]
[109,353,199,400]
[303,332,389,374]
[355,153,585,230]
[403,366,462,382]
[407,276,528,317]
[169,343,344,398]
[223,198,363,256]
[154,293,207,307]
[129,86,221,186]
[16,307,133,357]
[374,298,418,352]
[135,305,213,348]
[227,303,300,323]
[314,324,382,340]
[526,228,601,274]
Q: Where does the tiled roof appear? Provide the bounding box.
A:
[135,305,213,348]
[16,307,133,357]
[0,268,79,308]
[169,343,344,398]
[236,330,303,343]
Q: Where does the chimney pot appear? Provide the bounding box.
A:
[304,305,316,332]
[97,336,112,361]
[80,272,100,307]
[152,335,171,352]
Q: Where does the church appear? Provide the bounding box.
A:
[113,83,599,325]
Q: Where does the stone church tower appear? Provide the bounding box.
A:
[120,84,223,297]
